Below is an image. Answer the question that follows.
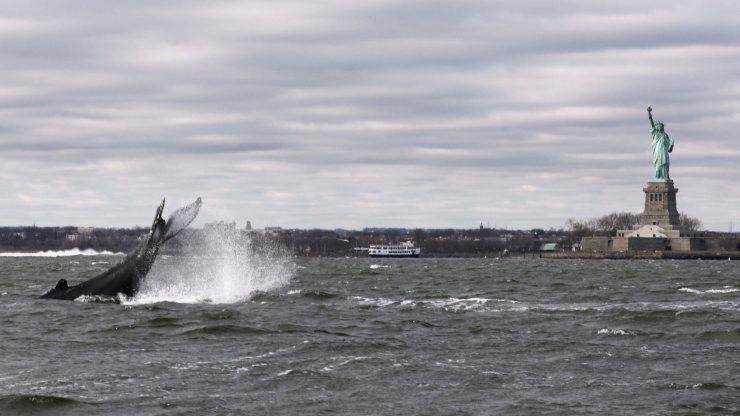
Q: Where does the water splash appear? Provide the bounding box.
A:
[127,229,295,305]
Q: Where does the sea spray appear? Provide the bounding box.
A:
[128,228,295,304]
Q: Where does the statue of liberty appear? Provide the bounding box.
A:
[647,106,674,182]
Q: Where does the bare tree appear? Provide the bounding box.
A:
[595,212,641,233]
[568,210,703,237]
[678,213,702,231]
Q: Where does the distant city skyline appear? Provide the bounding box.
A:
[1,1,738,230]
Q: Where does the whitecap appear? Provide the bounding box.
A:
[679,287,738,294]
[422,297,491,311]
[597,328,634,336]
[369,264,390,269]
[322,356,370,372]
[351,296,395,307]
[350,296,521,312]
[74,294,119,303]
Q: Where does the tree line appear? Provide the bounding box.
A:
[564,211,702,240]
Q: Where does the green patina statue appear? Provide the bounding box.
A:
[647,106,674,182]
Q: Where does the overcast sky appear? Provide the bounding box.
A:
[1,1,739,230]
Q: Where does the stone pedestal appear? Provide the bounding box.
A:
[641,180,680,227]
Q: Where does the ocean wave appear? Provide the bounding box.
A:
[0,248,124,257]
[597,328,635,336]
[0,394,89,411]
[348,296,737,315]
[666,382,731,390]
[351,296,397,308]
[300,290,338,300]
[418,297,495,312]
[369,264,390,269]
[74,294,121,303]
[180,324,272,336]
[351,296,521,311]
[679,287,738,294]
[321,355,371,372]
[696,329,740,341]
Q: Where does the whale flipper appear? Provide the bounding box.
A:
[40,197,202,301]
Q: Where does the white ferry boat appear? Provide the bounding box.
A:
[368,241,421,257]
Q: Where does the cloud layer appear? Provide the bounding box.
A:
[2,1,739,230]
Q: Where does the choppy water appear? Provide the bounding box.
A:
[0,256,738,415]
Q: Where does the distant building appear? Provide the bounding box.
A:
[334,228,350,237]
[264,226,282,235]
[77,227,95,235]
[204,221,237,234]
[363,227,410,234]
[540,242,559,252]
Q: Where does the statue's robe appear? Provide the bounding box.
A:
[651,127,673,180]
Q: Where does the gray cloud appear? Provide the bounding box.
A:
[1,0,739,230]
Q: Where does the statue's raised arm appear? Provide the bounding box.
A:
[647,105,655,129]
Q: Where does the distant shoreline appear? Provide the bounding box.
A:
[2,248,737,260]
[541,251,740,260]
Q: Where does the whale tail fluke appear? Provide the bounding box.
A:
[164,197,202,242]
[146,197,202,248]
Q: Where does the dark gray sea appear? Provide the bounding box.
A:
[0,254,738,415]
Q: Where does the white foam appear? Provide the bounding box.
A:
[597,328,634,336]
[321,356,370,372]
[74,294,119,303]
[351,295,396,307]
[422,297,491,311]
[369,264,389,269]
[126,228,295,305]
[0,248,124,257]
[348,294,738,315]
[679,287,738,294]
[351,296,520,311]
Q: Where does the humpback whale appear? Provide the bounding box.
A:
[40,197,202,301]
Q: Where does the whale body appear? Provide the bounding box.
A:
[40,197,202,301]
